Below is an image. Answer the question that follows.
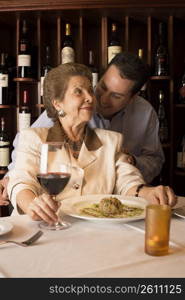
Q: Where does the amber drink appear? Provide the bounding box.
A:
[145,204,171,256]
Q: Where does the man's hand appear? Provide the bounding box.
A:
[0,176,9,206]
[140,185,177,207]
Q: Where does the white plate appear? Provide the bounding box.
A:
[173,206,185,219]
[61,194,147,223]
[0,220,13,235]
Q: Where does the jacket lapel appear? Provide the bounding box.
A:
[78,127,102,169]
[46,120,65,142]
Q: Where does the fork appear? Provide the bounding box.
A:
[0,230,43,247]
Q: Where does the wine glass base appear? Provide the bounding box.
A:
[38,221,71,230]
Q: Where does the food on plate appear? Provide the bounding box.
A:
[80,197,144,218]
[99,197,123,215]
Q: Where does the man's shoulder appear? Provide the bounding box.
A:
[133,95,154,110]
[128,95,157,117]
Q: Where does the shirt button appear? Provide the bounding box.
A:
[72,183,80,190]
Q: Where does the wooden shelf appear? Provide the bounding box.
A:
[175,170,185,176]
[0,105,16,109]
[150,76,171,80]
[0,169,7,175]
[162,143,171,148]
[13,78,37,83]
[175,104,185,108]
[36,104,44,108]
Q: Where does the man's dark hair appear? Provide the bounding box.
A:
[109,52,151,95]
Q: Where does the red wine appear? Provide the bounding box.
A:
[37,172,71,195]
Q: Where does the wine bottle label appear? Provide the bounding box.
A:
[20,43,27,52]
[18,113,31,131]
[0,74,8,87]
[40,76,45,96]
[0,142,10,167]
[92,72,98,89]
[108,46,122,63]
[156,56,168,76]
[18,54,31,67]
[61,47,75,64]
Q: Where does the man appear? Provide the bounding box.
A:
[0,52,164,205]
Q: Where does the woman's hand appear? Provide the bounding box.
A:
[0,177,9,206]
[27,193,59,224]
[140,185,177,207]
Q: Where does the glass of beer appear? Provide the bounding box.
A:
[145,204,171,256]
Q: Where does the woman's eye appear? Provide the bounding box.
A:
[74,88,82,95]
[89,87,94,94]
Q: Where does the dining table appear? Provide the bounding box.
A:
[0,196,185,279]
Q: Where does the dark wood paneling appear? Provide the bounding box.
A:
[1,0,185,12]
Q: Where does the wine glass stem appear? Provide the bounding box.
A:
[52,195,62,227]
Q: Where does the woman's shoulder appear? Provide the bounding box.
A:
[18,127,50,143]
[94,128,123,141]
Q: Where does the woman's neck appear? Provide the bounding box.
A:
[60,120,86,142]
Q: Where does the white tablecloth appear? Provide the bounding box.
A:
[0,197,185,278]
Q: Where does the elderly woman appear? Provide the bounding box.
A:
[8,63,177,224]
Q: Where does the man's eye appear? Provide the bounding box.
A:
[111,94,122,100]
[99,83,106,91]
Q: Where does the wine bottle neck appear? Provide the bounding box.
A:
[23,90,29,105]
[0,118,5,132]
[65,24,71,36]
[0,53,6,66]
[22,20,28,34]
[138,49,143,59]
[89,51,94,66]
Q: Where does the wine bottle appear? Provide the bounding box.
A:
[0,53,9,105]
[0,117,10,170]
[179,66,185,104]
[61,23,75,64]
[108,23,122,64]
[138,49,147,99]
[177,134,185,169]
[155,22,168,76]
[18,90,31,131]
[157,90,168,143]
[40,46,52,98]
[18,19,32,78]
[88,50,98,89]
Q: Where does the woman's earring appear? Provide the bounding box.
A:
[58,109,66,118]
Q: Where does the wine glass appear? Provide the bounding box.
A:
[37,142,72,230]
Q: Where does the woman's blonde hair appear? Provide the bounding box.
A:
[43,62,93,120]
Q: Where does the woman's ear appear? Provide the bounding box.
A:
[52,99,63,111]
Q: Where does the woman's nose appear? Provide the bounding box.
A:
[84,92,94,103]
